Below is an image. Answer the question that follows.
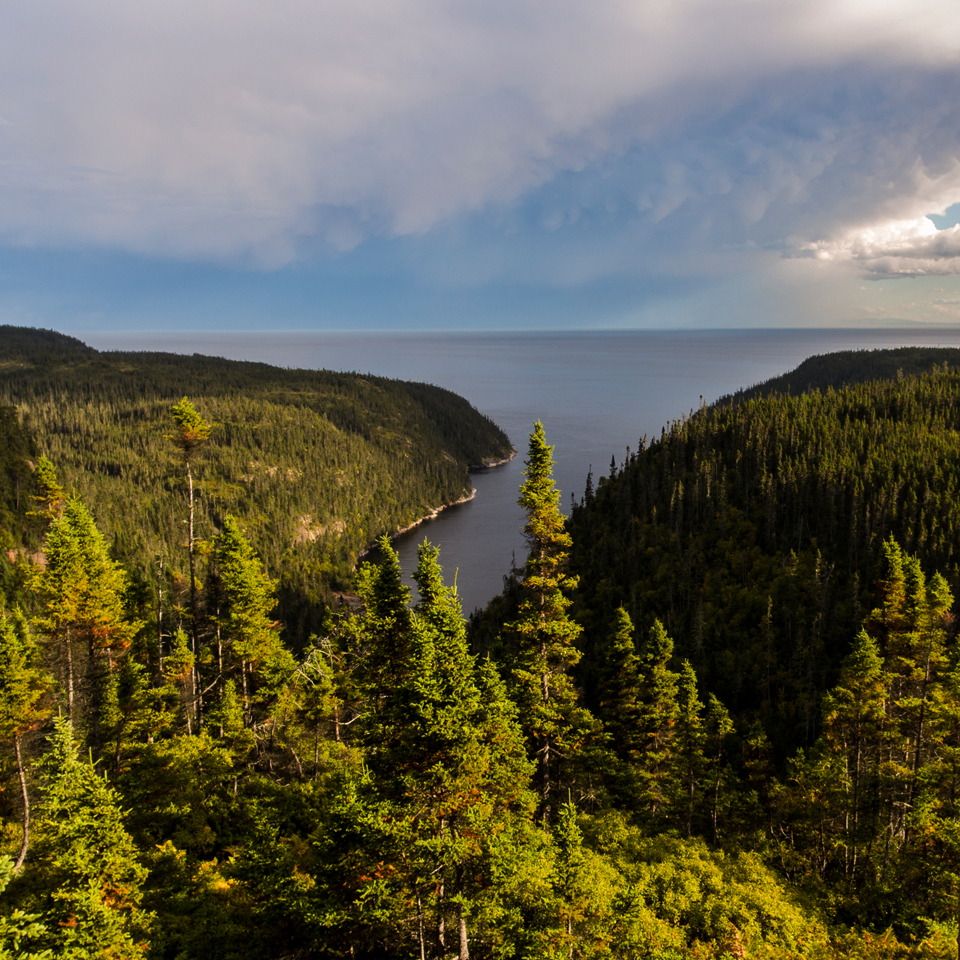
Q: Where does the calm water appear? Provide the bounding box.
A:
[86,327,960,613]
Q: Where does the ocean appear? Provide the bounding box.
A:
[85,327,960,613]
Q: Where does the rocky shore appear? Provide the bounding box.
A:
[357,446,515,564]
[471,446,518,470]
[391,487,477,538]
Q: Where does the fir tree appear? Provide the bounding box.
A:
[502,423,589,822]
[362,540,531,959]
[26,457,63,525]
[703,694,735,845]
[32,717,150,959]
[33,498,136,751]
[674,660,705,837]
[596,607,641,761]
[0,854,52,959]
[353,536,414,702]
[820,628,887,883]
[212,515,290,727]
[634,618,680,818]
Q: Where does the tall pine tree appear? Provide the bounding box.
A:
[502,423,590,822]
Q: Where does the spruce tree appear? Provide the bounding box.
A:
[820,627,887,882]
[502,423,589,822]
[552,799,588,959]
[0,854,52,959]
[703,694,735,845]
[167,398,210,730]
[33,498,136,751]
[673,660,706,837]
[32,717,150,958]
[361,540,531,959]
[26,457,63,525]
[212,515,292,728]
[596,607,641,761]
[353,536,414,701]
[635,618,680,813]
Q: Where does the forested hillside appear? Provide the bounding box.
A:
[0,344,959,959]
[724,345,960,403]
[569,353,960,751]
[0,326,512,644]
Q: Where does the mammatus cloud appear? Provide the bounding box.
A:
[795,215,960,277]
[1,0,960,270]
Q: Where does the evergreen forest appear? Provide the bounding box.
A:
[1,332,960,959]
[0,326,513,647]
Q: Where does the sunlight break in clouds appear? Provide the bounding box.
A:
[798,217,960,278]
[1,0,960,275]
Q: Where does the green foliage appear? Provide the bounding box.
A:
[0,855,52,960]
[169,398,211,455]
[211,515,293,726]
[0,325,512,649]
[0,406,36,566]
[570,361,960,753]
[31,497,138,761]
[588,811,827,958]
[350,539,535,956]
[0,612,48,747]
[1,338,959,959]
[30,717,151,958]
[501,423,596,820]
[596,608,643,760]
[25,459,62,526]
[33,499,134,655]
[765,542,960,931]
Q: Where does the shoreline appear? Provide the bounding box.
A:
[357,447,516,562]
[356,489,479,561]
[470,446,517,471]
[390,487,477,540]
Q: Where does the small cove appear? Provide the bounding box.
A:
[87,326,960,613]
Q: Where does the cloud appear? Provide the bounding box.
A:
[795,216,960,276]
[1,0,960,269]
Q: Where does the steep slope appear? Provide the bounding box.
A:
[569,351,960,752]
[0,325,512,642]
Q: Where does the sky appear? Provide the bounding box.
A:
[3,0,960,332]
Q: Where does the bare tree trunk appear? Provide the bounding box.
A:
[157,557,164,678]
[187,461,202,728]
[216,617,223,678]
[89,639,102,758]
[539,733,551,824]
[13,735,29,872]
[456,864,470,960]
[436,879,446,955]
[65,632,74,720]
[417,891,427,960]
[458,905,470,960]
[539,631,551,823]
[241,659,250,725]
[216,614,224,737]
